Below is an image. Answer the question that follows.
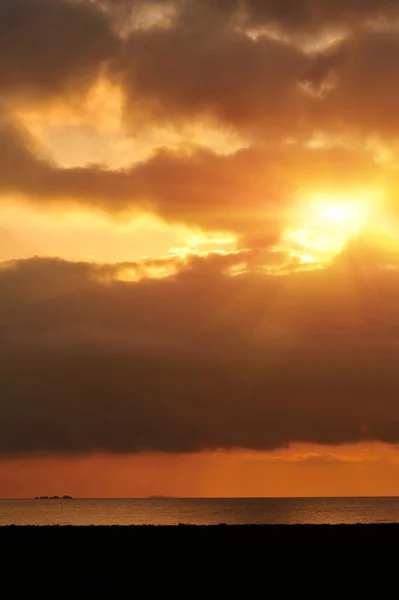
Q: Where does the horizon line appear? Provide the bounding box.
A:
[2,495,399,500]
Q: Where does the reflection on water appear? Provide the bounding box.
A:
[1,497,399,526]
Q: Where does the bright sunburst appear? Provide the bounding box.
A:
[282,191,381,265]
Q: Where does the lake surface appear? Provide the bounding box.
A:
[2,497,399,525]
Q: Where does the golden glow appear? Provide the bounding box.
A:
[0,202,238,266]
[169,232,237,259]
[17,80,248,170]
[312,202,364,225]
[282,191,382,264]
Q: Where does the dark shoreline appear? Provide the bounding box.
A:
[2,524,399,544]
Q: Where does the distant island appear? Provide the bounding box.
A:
[148,495,173,499]
[34,495,73,500]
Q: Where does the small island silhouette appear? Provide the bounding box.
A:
[148,495,172,499]
[34,495,73,500]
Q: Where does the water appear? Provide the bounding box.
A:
[1,497,399,526]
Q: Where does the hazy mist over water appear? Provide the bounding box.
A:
[2,498,399,526]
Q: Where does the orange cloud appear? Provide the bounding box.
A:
[0,116,384,246]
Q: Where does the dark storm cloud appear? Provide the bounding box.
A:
[0,0,397,141]
[312,29,399,136]
[105,3,399,139]
[241,0,399,32]
[2,240,399,455]
[0,257,115,311]
[0,254,186,311]
[112,26,308,137]
[0,0,117,103]
[95,0,171,13]
[174,0,399,32]
[101,0,399,31]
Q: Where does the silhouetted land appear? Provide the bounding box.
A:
[1,524,399,545]
[33,495,72,500]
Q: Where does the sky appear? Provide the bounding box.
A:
[3,0,399,498]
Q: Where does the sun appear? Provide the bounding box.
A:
[282,191,379,265]
[312,202,364,226]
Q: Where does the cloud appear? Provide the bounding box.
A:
[0,117,381,242]
[174,0,399,33]
[311,29,399,137]
[0,0,117,105]
[102,3,399,143]
[1,0,399,459]
[102,2,399,142]
[0,0,396,231]
[0,254,186,311]
[2,240,399,455]
[241,0,399,32]
[0,0,397,143]
[112,25,308,137]
[0,257,112,311]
